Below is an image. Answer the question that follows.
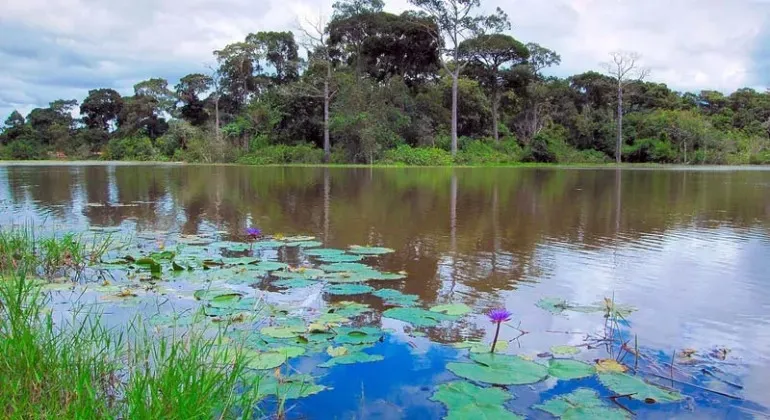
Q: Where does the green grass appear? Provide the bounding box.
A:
[0,273,266,419]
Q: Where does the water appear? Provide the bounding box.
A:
[1,163,769,418]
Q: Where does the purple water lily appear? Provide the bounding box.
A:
[245,227,262,239]
[487,308,512,353]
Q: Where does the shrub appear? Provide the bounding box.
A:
[4,140,45,160]
[102,136,158,161]
[236,143,324,165]
[529,125,611,164]
[380,144,453,166]
[455,139,521,165]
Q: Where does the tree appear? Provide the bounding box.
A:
[602,51,650,163]
[512,44,560,144]
[80,89,124,132]
[332,0,384,18]
[460,34,528,142]
[134,78,176,115]
[245,32,301,85]
[408,0,509,156]
[297,14,337,162]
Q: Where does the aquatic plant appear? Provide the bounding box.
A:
[487,308,512,353]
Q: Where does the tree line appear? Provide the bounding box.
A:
[2,0,769,165]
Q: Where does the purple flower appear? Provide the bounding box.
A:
[245,227,262,238]
[487,308,512,324]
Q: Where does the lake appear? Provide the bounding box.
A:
[1,163,769,418]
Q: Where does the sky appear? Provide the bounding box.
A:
[1,0,769,119]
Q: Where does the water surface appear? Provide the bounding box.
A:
[1,163,769,418]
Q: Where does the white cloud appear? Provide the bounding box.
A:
[0,0,768,119]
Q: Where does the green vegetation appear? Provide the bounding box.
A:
[1,0,768,166]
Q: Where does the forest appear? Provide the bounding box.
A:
[1,0,769,165]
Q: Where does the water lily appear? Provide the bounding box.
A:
[245,227,261,239]
[487,308,512,353]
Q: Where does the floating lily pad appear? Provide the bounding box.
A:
[595,359,628,373]
[254,374,327,400]
[328,301,371,317]
[316,254,365,263]
[303,248,346,257]
[383,307,455,327]
[221,256,260,266]
[250,240,285,249]
[261,325,306,339]
[243,350,288,370]
[598,373,683,403]
[325,284,374,295]
[284,240,323,248]
[431,381,523,420]
[363,270,406,280]
[373,288,420,306]
[548,359,596,380]
[273,278,316,289]
[322,272,371,283]
[534,388,629,420]
[252,261,289,272]
[349,245,395,255]
[430,303,471,316]
[272,268,325,279]
[446,353,548,386]
[333,327,383,345]
[314,312,350,326]
[536,297,570,315]
[326,346,348,357]
[193,288,242,301]
[453,341,509,354]
[552,345,581,356]
[320,262,373,272]
[319,352,384,368]
[279,235,316,242]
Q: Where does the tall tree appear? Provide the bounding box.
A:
[80,89,124,132]
[460,34,528,142]
[602,51,650,163]
[175,73,213,126]
[134,78,176,115]
[408,0,509,156]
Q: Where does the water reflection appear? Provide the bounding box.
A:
[2,163,770,406]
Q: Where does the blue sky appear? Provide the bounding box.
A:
[1,0,769,119]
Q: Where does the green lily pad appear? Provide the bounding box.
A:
[431,381,523,420]
[430,303,472,316]
[598,373,683,403]
[363,270,406,280]
[349,245,395,255]
[273,278,316,289]
[254,374,327,400]
[453,341,509,354]
[319,352,384,368]
[303,248,346,257]
[253,261,289,272]
[261,325,306,339]
[372,288,420,306]
[322,272,371,283]
[243,350,288,370]
[325,284,374,295]
[279,235,316,242]
[536,297,570,315]
[320,262,373,272]
[316,254,365,263]
[250,240,284,249]
[446,353,548,386]
[383,307,456,327]
[314,312,350,326]
[272,268,325,279]
[333,327,383,345]
[552,345,581,356]
[548,359,597,380]
[534,388,629,420]
[284,240,323,248]
[327,301,371,317]
[193,288,241,301]
[221,256,260,266]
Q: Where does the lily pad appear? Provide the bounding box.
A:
[452,341,509,354]
[333,327,383,345]
[243,350,289,370]
[284,240,323,248]
[221,256,260,266]
[430,303,472,316]
[325,284,374,295]
[383,307,456,327]
[272,268,325,279]
[446,353,548,386]
[548,359,597,380]
[349,245,395,255]
[193,288,242,301]
[316,254,365,263]
[552,345,581,356]
[279,235,316,242]
[252,261,289,272]
[273,278,316,289]
[595,359,628,373]
[254,374,327,400]
[431,381,523,420]
[322,272,371,283]
[534,388,629,420]
[328,301,371,317]
[598,373,683,403]
[319,352,384,368]
[536,297,570,315]
[261,325,306,339]
[373,288,420,306]
[303,248,346,257]
[320,262,373,272]
[326,346,348,357]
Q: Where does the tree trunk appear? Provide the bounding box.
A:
[616,83,623,164]
[323,66,331,163]
[451,73,459,157]
[492,89,500,144]
[215,95,221,144]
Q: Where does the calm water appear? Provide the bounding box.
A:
[1,163,770,418]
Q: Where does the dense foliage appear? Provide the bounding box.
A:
[1,0,769,165]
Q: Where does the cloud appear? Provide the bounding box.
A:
[0,0,768,119]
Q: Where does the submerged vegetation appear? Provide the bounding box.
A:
[0,223,762,418]
[2,0,770,165]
